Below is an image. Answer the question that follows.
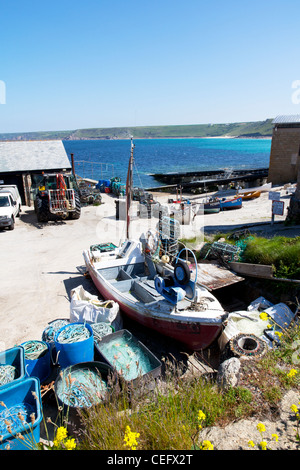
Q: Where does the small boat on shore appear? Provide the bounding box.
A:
[239,190,261,200]
[83,240,227,351]
[219,196,242,210]
[83,140,227,351]
[237,182,271,195]
[203,197,220,214]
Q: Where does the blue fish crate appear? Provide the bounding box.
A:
[0,377,43,450]
[0,346,26,390]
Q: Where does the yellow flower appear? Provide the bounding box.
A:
[53,426,68,446]
[64,438,76,450]
[123,425,140,451]
[259,312,269,321]
[256,423,266,433]
[248,440,255,448]
[272,433,279,442]
[274,331,282,338]
[287,369,298,378]
[198,410,206,421]
[291,404,299,414]
[201,440,214,450]
[260,440,268,450]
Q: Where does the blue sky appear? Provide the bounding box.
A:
[0,0,300,133]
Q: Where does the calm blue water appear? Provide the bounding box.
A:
[63,138,271,189]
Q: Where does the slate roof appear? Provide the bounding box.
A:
[273,115,300,124]
[0,140,71,173]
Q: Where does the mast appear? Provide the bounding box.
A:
[126,138,134,239]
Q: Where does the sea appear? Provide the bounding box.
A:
[63,138,272,189]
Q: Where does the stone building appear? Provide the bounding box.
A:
[0,140,71,205]
[268,115,300,185]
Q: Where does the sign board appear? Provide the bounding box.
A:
[269,191,281,201]
[272,200,284,216]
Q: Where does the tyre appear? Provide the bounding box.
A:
[35,195,49,222]
[70,191,81,219]
[8,217,14,230]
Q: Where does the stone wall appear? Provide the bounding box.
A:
[268,126,300,185]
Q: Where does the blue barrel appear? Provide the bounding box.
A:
[54,322,94,369]
[21,340,52,383]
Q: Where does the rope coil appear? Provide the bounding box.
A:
[91,323,113,341]
[0,403,35,435]
[0,365,16,386]
[42,319,69,343]
[56,323,91,344]
[22,340,48,360]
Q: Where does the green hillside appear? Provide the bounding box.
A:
[0,119,274,141]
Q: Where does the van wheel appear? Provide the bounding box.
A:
[8,218,15,230]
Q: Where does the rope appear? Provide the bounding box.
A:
[91,323,113,341]
[57,368,107,408]
[22,340,48,360]
[42,319,69,343]
[56,323,91,344]
[0,365,16,386]
[0,403,35,435]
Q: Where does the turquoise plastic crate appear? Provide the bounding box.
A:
[0,377,43,450]
[0,346,26,390]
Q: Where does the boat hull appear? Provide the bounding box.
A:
[204,202,220,214]
[86,260,223,351]
[219,196,242,210]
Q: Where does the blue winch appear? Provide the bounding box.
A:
[154,248,198,305]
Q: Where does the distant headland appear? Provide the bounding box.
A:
[0,119,273,141]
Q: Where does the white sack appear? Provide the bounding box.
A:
[70,285,123,330]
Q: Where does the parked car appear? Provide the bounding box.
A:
[0,192,19,230]
[0,185,22,215]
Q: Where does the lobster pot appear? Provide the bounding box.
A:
[54,322,94,369]
[0,377,43,450]
[0,346,26,390]
[21,340,52,383]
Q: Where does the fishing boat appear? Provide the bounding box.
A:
[237,182,271,196]
[219,196,242,210]
[203,197,220,214]
[83,140,227,351]
[239,190,261,200]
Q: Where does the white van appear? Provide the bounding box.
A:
[0,192,19,230]
[0,185,22,215]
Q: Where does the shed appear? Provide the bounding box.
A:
[268,115,300,185]
[0,140,72,205]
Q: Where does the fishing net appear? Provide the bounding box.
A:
[55,367,108,408]
[0,365,16,386]
[22,341,48,360]
[97,332,153,381]
[56,323,91,344]
[91,322,113,341]
[42,319,69,343]
[0,402,35,435]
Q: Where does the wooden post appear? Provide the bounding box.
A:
[71,153,75,176]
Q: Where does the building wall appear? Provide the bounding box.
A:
[268,126,300,185]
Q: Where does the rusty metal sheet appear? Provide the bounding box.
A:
[196,262,244,290]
